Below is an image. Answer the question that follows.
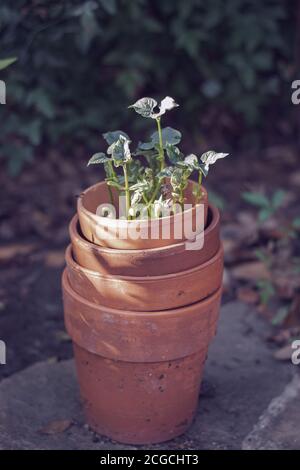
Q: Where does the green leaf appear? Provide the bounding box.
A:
[183,154,199,168]
[128,96,178,119]
[254,249,270,265]
[0,57,17,71]
[272,189,286,209]
[129,180,149,192]
[208,190,225,210]
[154,96,179,117]
[242,191,269,208]
[258,208,273,223]
[157,167,174,179]
[271,306,289,326]
[19,120,41,146]
[200,151,229,171]
[256,279,275,305]
[130,189,143,208]
[292,217,300,229]
[107,135,131,167]
[170,167,185,189]
[155,127,181,147]
[103,130,129,145]
[128,97,157,118]
[166,143,184,164]
[99,0,117,15]
[128,159,144,181]
[141,127,182,150]
[136,141,156,152]
[4,143,33,176]
[27,89,56,119]
[88,152,110,166]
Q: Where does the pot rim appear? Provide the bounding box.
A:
[77,180,208,227]
[70,203,219,256]
[65,243,223,283]
[62,269,223,318]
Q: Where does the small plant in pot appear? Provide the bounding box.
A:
[78,96,229,249]
[63,96,229,445]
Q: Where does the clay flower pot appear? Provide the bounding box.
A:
[70,203,220,276]
[65,243,223,311]
[77,180,208,250]
[62,270,222,444]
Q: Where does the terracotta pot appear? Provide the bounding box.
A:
[65,242,223,311]
[70,203,220,276]
[62,270,222,444]
[77,180,208,250]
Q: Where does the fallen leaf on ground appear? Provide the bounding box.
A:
[222,238,237,257]
[0,243,36,261]
[268,329,293,346]
[273,344,293,361]
[44,250,65,268]
[236,287,259,304]
[38,420,72,435]
[283,295,300,328]
[231,261,270,281]
[273,273,300,300]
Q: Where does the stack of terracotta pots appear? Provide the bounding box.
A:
[62,180,224,444]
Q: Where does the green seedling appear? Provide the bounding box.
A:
[88,97,229,219]
[242,189,286,223]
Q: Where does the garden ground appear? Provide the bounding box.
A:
[0,141,299,448]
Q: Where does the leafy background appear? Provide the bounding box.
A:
[0,0,296,175]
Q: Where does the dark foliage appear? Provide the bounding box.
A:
[0,0,295,174]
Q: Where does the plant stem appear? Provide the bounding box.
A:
[148,178,161,206]
[108,160,117,180]
[196,171,203,204]
[107,183,114,206]
[179,189,184,211]
[156,117,165,170]
[123,164,130,220]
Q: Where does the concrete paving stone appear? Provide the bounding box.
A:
[0,302,295,450]
[242,374,300,450]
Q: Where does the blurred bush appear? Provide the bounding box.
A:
[0,0,295,174]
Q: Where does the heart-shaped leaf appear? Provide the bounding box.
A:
[129,96,179,119]
[129,180,150,192]
[176,154,208,176]
[87,152,110,166]
[157,166,174,179]
[135,142,157,152]
[166,143,184,164]
[128,97,157,118]
[152,96,179,118]
[170,167,184,188]
[154,127,182,147]
[103,130,129,145]
[107,135,131,167]
[200,150,229,171]
[242,192,269,208]
[140,127,182,150]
